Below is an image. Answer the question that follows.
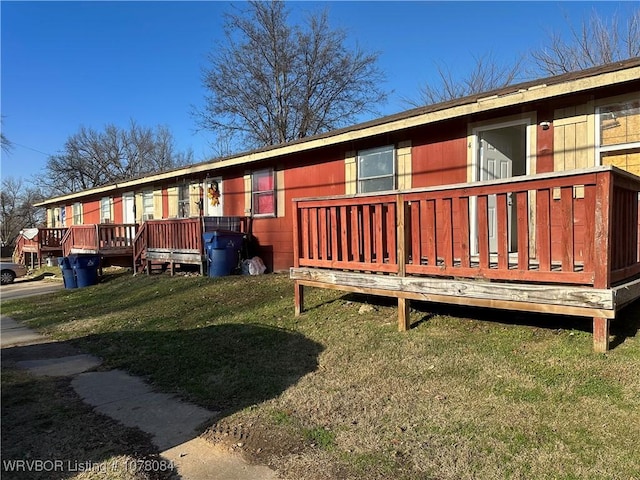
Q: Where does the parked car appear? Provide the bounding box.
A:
[0,262,28,285]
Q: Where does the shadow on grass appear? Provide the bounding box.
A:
[72,323,324,414]
[610,300,640,349]
[19,272,58,282]
[1,323,323,479]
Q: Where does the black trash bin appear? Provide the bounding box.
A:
[69,254,101,288]
[203,230,245,277]
[57,256,77,289]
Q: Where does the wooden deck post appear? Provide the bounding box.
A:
[593,171,614,352]
[292,200,304,316]
[294,280,304,316]
[593,317,610,353]
[398,297,410,332]
[396,194,410,331]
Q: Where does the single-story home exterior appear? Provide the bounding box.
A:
[34,58,640,351]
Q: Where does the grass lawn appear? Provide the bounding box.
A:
[2,271,639,479]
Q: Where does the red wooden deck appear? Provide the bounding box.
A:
[62,224,138,257]
[290,166,640,352]
[133,218,204,274]
[132,216,250,274]
[13,228,68,267]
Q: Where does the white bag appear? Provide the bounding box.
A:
[245,256,266,275]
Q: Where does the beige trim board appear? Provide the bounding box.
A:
[344,151,356,195]
[244,174,252,215]
[397,140,412,190]
[276,168,285,217]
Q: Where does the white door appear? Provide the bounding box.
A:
[122,192,135,224]
[204,178,223,217]
[479,130,514,253]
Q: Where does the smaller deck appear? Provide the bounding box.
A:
[133,218,203,274]
[62,224,138,261]
[132,216,249,274]
[13,228,68,267]
[290,166,640,352]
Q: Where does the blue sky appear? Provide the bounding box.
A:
[1,1,635,182]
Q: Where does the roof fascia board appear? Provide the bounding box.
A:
[37,66,639,207]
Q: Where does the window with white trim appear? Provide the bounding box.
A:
[597,99,640,176]
[357,145,396,193]
[252,168,276,216]
[100,197,111,223]
[72,203,82,225]
[142,191,154,220]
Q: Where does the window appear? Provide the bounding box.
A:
[72,203,82,225]
[357,146,395,193]
[252,169,275,216]
[178,184,190,218]
[597,99,640,176]
[142,191,154,220]
[100,197,111,223]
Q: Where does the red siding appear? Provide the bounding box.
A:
[219,155,346,272]
[113,196,123,223]
[536,109,554,173]
[224,176,246,217]
[412,132,468,188]
[247,156,345,271]
[162,187,169,218]
[83,200,101,224]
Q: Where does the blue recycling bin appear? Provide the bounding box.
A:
[57,256,77,289]
[203,230,245,277]
[69,254,100,288]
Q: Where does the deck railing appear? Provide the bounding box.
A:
[132,218,204,267]
[13,228,68,265]
[293,166,640,290]
[62,224,137,257]
[39,227,68,250]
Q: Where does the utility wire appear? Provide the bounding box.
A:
[8,142,54,157]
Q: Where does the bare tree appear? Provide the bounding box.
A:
[0,177,45,246]
[40,121,192,195]
[1,116,12,154]
[532,8,640,75]
[410,52,524,107]
[197,0,387,150]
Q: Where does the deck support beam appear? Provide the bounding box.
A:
[593,317,610,353]
[398,297,410,331]
[294,280,304,316]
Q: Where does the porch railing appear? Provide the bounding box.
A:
[292,166,640,290]
[62,224,137,257]
[132,218,204,268]
[13,227,68,264]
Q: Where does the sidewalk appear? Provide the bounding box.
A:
[1,315,279,480]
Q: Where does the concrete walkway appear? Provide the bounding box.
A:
[1,315,279,480]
